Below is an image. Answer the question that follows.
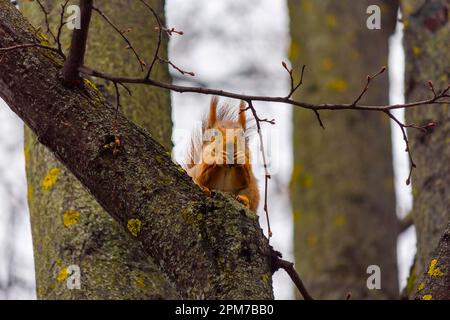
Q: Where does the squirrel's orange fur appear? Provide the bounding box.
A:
[185,97,260,212]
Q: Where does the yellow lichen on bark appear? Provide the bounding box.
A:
[427,259,444,277]
[127,218,142,237]
[56,267,69,282]
[63,210,80,227]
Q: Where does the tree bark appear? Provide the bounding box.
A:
[288,0,399,299]
[0,0,273,299]
[19,0,176,299]
[402,0,450,298]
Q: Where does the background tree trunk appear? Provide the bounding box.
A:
[288,0,400,299]
[20,0,177,299]
[401,0,450,298]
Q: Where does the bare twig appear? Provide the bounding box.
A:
[428,80,437,98]
[78,66,450,112]
[92,5,145,71]
[35,0,57,44]
[246,101,273,239]
[158,57,195,76]
[139,0,163,79]
[156,26,184,36]
[271,254,313,300]
[313,110,325,129]
[282,61,306,98]
[138,0,187,79]
[118,82,132,96]
[352,66,386,106]
[384,110,436,185]
[55,0,70,59]
[0,43,63,56]
[385,111,416,185]
[282,62,324,129]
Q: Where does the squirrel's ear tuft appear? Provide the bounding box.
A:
[239,100,246,130]
[208,96,218,128]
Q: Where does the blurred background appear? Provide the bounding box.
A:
[0,0,417,299]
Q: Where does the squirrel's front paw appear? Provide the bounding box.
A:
[200,186,211,195]
[236,195,250,208]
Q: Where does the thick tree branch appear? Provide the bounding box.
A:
[61,0,93,86]
[0,1,273,299]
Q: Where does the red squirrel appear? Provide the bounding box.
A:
[185,97,260,212]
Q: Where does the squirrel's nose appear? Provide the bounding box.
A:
[225,151,234,165]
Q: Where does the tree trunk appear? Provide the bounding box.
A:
[288,0,399,299]
[0,0,273,299]
[402,0,450,298]
[414,221,450,300]
[19,0,175,299]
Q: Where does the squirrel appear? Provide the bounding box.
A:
[185,96,260,213]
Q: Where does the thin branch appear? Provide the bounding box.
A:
[386,111,415,185]
[55,0,70,59]
[78,66,450,112]
[158,57,195,76]
[282,61,306,98]
[428,80,437,98]
[92,6,145,71]
[35,0,57,44]
[118,82,132,96]
[271,253,313,300]
[156,26,184,36]
[0,43,63,56]
[247,101,273,239]
[313,110,325,129]
[139,0,163,79]
[384,111,436,185]
[80,66,450,110]
[352,66,386,106]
